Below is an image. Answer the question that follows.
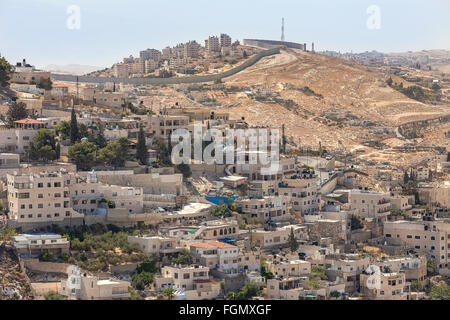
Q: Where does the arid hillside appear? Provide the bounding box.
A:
[218,48,449,162]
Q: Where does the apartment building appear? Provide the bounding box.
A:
[159,219,238,241]
[349,190,391,218]
[265,256,311,278]
[144,59,159,73]
[305,219,347,243]
[412,166,430,181]
[12,233,69,257]
[235,195,292,222]
[266,277,309,300]
[376,256,427,284]
[6,171,144,225]
[140,48,162,62]
[390,195,413,211]
[238,248,261,273]
[384,219,450,273]
[184,41,200,58]
[61,265,131,300]
[0,119,45,154]
[69,173,144,215]
[113,63,130,78]
[190,241,239,274]
[81,88,124,108]
[250,224,307,249]
[418,182,450,208]
[279,172,321,214]
[327,254,370,293]
[205,36,220,53]
[6,172,83,224]
[220,34,232,48]
[11,70,51,85]
[154,265,220,300]
[360,272,407,300]
[127,235,181,255]
[192,219,239,240]
[150,114,190,140]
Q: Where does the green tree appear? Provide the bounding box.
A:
[430,283,450,300]
[70,106,79,144]
[153,137,172,166]
[0,228,18,241]
[311,266,328,280]
[330,291,341,298]
[136,127,148,165]
[78,123,89,140]
[176,164,192,178]
[212,205,232,218]
[95,122,107,148]
[96,138,130,168]
[54,121,71,139]
[28,129,58,162]
[351,215,364,230]
[0,56,12,87]
[136,259,157,274]
[235,282,260,300]
[68,142,98,170]
[410,280,422,292]
[39,252,54,262]
[427,258,437,275]
[287,227,299,253]
[6,102,28,128]
[38,77,53,90]
[128,288,144,300]
[55,143,61,159]
[131,272,154,291]
[171,249,193,265]
[163,288,175,300]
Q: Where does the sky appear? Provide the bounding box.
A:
[1,0,449,68]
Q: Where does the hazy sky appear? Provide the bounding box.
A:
[1,0,449,68]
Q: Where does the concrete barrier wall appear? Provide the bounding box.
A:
[51,48,281,85]
[243,39,305,50]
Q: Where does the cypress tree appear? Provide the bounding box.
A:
[70,106,79,144]
[136,127,148,165]
[55,143,60,159]
[287,228,299,253]
[96,122,107,148]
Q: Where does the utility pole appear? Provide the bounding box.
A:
[281,18,285,43]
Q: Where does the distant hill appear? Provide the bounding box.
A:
[43,64,102,76]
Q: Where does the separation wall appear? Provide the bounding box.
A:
[51,47,281,85]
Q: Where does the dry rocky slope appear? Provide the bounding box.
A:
[218,48,449,164]
[0,243,33,300]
